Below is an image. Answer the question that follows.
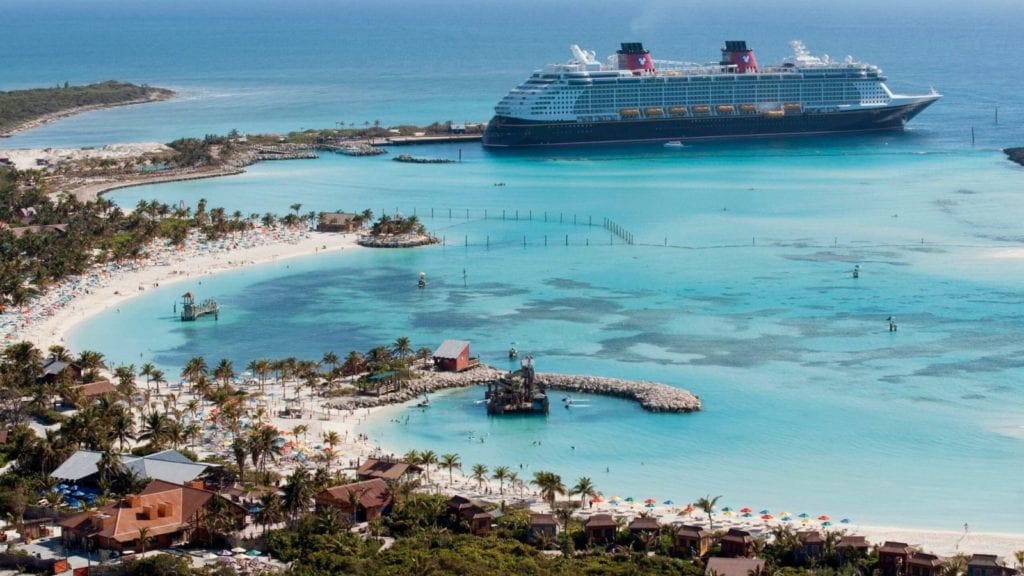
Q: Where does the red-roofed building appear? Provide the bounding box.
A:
[59,480,246,552]
[315,478,393,522]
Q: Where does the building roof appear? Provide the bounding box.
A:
[433,340,470,359]
[530,513,557,527]
[706,557,765,576]
[320,212,356,225]
[676,524,709,537]
[909,553,943,567]
[59,480,215,543]
[8,224,67,239]
[721,528,754,543]
[968,555,1007,568]
[879,541,914,554]
[839,535,869,548]
[356,458,419,481]
[628,516,660,531]
[584,513,617,528]
[315,478,391,510]
[70,380,117,397]
[798,531,824,544]
[41,358,80,377]
[51,449,209,483]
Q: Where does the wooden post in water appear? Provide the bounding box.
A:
[971,127,975,145]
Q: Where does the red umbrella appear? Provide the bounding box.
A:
[740,507,752,514]
[644,498,656,505]
[818,515,830,521]
[591,496,603,503]
[683,505,695,514]
[761,514,774,520]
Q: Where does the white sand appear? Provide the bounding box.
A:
[0,143,172,171]
[1,226,361,350]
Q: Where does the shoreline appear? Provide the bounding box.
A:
[0,226,362,350]
[0,91,174,138]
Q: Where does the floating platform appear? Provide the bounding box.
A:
[180,291,218,321]
[485,356,549,415]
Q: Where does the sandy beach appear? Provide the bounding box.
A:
[0,92,173,138]
[0,225,362,350]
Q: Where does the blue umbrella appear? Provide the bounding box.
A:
[72,490,85,497]
[841,518,851,524]
[759,509,771,515]
[663,500,674,505]
[57,483,68,490]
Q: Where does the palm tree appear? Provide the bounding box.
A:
[149,369,166,394]
[392,336,412,364]
[138,410,169,448]
[323,430,340,452]
[571,476,597,508]
[532,471,566,509]
[695,494,722,530]
[111,409,135,451]
[1014,551,1024,572]
[419,450,438,483]
[256,493,285,535]
[471,463,489,491]
[137,527,151,554]
[439,453,461,486]
[492,466,510,495]
[139,362,155,390]
[181,356,208,393]
[213,358,235,385]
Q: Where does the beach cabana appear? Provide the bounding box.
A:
[316,212,361,233]
[878,542,915,576]
[314,478,393,523]
[356,457,421,482]
[528,514,558,544]
[719,528,755,558]
[796,531,824,561]
[967,555,1018,576]
[705,557,766,576]
[674,524,711,558]
[628,516,660,545]
[836,535,870,565]
[583,513,617,546]
[908,553,944,576]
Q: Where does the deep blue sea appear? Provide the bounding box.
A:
[5,0,1024,531]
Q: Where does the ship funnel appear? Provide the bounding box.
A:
[617,42,655,73]
[721,40,759,73]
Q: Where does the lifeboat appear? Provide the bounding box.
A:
[716,105,735,114]
[783,103,802,111]
[668,106,687,116]
[740,103,757,113]
[764,110,785,118]
[644,107,665,117]
[620,108,640,118]
[692,105,711,115]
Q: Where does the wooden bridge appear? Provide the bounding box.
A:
[180,292,219,321]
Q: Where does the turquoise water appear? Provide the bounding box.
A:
[5,0,1024,532]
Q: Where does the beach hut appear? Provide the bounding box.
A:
[583,513,618,546]
[878,542,915,576]
[837,535,870,565]
[316,212,361,233]
[718,528,755,558]
[445,495,497,535]
[356,457,421,482]
[528,514,558,545]
[796,531,824,561]
[705,557,766,576]
[432,340,475,372]
[674,524,711,558]
[908,553,944,576]
[628,516,660,546]
[967,555,1019,576]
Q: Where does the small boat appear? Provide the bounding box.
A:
[716,104,735,114]
[668,106,687,116]
[619,108,640,118]
[509,347,518,360]
[692,105,711,115]
[644,107,665,117]
[663,141,685,148]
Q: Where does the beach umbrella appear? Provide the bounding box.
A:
[817,515,830,521]
[663,500,674,505]
[743,512,753,518]
[202,553,218,561]
[798,513,810,518]
[625,496,635,502]
[759,509,771,515]
[779,511,791,517]
[822,521,833,527]
[683,505,694,514]
[721,506,733,512]
[739,507,752,513]
[645,502,656,508]
[231,547,247,554]
[801,518,811,524]
[246,550,262,557]
[644,498,656,505]
[840,518,851,524]
[592,496,603,503]
[781,516,792,522]
[761,514,774,520]
[219,550,233,556]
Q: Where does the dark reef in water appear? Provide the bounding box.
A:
[1004,147,1024,167]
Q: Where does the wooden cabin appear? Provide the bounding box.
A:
[909,553,944,576]
[583,513,618,545]
[878,541,915,576]
[706,557,766,576]
[314,478,393,522]
[674,524,711,558]
[528,513,558,544]
[797,531,824,561]
[433,340,475,372]
[719,528,755,558]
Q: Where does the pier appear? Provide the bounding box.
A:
[180,291,219,321]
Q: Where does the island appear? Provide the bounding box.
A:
[0,81,174,137]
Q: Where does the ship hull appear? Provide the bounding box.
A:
[482,99,938,148]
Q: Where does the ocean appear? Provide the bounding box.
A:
[5,0,1024,531]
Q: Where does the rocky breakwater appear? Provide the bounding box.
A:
[328,364,701,413]
[537,373,701,413]
[1004,147,1024,167]
[357,232,439,248]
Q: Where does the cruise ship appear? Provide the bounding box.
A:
[482,41,940,148]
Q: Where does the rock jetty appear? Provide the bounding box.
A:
[356,232,439,248]
[393,154,454,164]
[329,364,701,413]
[1004,147,1024,167]
[254,144,318,161]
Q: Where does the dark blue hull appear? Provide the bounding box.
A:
[482,99,938,148]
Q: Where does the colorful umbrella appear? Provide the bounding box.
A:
[644,498,657,504]
[645,502,656,508]
[739,507,752,514]
[781,516,792,522]
[759,509,771,515]
[798,513,810,518]
[625,496,635,502]
[722,506,733,512]
[761,514,774,520]
[743,512,753,518]
[663,500,674,505]
[592,496,603,503]
[683,504,694,514]
[822,521,833,527]
[840,518,851,524]
[818,515,830,521]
